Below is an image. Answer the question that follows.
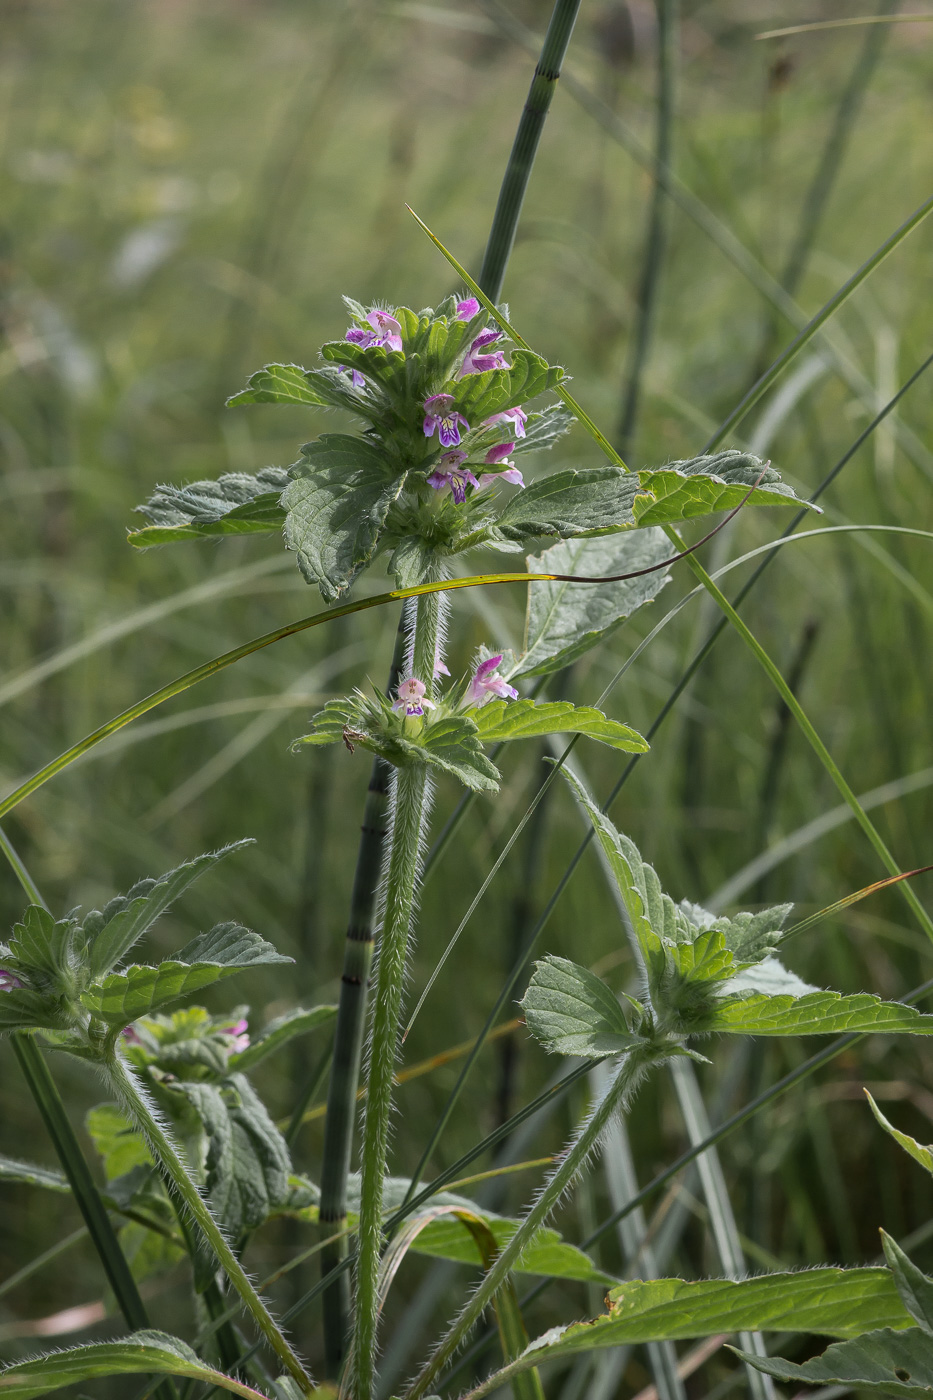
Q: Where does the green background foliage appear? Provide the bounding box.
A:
[2,0,933,1394]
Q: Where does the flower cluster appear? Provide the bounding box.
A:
[342,299,527,506]
[392,655,517,720]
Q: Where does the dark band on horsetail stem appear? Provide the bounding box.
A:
[318,611,407,1374]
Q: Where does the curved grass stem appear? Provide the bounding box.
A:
[403,1047,668,1400]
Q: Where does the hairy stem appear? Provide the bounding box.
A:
[103,1050,314,1395]
[319,613,406,1374]
[404,1046,668,1400]
[351,761,430,1400]
[478,0,582,301]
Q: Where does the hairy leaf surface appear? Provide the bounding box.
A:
[470,699,648,752]
[283,434,404,599]
[632,450,814,526]
[0,1329,274,1399]
[522,955,639,1058]
[707,989,933,1037]
[82,923,290,1022]
[459,1270,912,1400]
[128,468,289,547]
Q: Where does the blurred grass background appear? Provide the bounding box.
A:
[2,0,933,1388]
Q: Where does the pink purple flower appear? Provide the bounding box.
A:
[0,969,23,992]
[478,466,524,490]
[484,406,527,438]
[456,297,480,320]
[345,309,403,353]
[393,677,436,717]
[423,394,470,449]
[121,1024,143,1044]
[426,449,479,504]
[221,1018,250,1054]
[467,655,519,707]
[460,330,509,377]
[476,442,524,490]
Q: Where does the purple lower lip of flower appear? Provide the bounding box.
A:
[456,296,480,320]
[0,969,23,991]
[392,676,436,717]
[426,451,479,503]
[346,326,378,349]
[423,393,470,448]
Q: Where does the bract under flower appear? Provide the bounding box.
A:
[467,655,519,707]
[393,677,436,717]
[426,450,479,504]
[423,394,470,449]
[345,308,403,353]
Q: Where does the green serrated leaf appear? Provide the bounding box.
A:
[494,467,638,543]
[469,699,648,753]
[632,450,815,526]
[882,1233,933,1334]
[83,923,290,1023]
[462,1270,913,1400]
[522,955,639,1059]
[7,905,80,985]
[0,1153,70,1193]
[86,842,253,980]
[707,988,933,1037]
[226,362,333,407]
[0,1329,273,1399]
[229,1004,337,1073]
[733,1328,933,1397]
[128,468,289,549]
[666,927,735,984]
[283,434,405,600]
[417,716,502,791]
[515,531,671,678]
[173,1074,292,1236]
[867,1092,933,1176]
